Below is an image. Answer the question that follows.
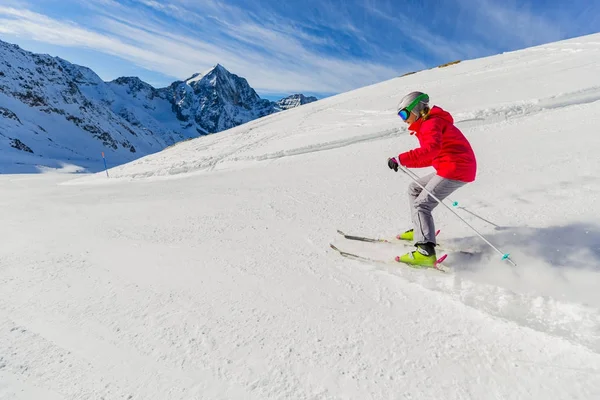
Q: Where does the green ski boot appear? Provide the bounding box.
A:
[396,243,437,268]
[396,229,440,242]
[396,229,414,241]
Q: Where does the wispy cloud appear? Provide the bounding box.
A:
[0,0,597,96]
[452,0,565,48]
[360,5,487,62]
[0,1,414,94]
[0,7,184,76]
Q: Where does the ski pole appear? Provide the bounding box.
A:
[403,168,502,229]
[400,166,516,266]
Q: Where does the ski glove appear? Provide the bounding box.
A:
[388,157,399,172]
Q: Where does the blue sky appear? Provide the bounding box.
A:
[0,0,598,100]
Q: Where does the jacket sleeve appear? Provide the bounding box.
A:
[398,119,443,168]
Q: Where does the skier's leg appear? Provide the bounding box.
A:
[408,173,436,234]
[413,175,466,245]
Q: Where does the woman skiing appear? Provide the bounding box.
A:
[387,91,477,267]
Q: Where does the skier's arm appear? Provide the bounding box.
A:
[398,119,442,168]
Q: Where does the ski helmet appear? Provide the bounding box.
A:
[397,91,429,121]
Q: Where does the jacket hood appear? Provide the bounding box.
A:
[408,106,453,132]
[428,106,453,124]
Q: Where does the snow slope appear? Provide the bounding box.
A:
[2,34,600,399]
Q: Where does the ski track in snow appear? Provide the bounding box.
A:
[2,35,600,399]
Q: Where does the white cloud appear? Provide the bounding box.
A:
[0,3,416,94]
[0,7,173,69]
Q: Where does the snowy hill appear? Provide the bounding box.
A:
[0,41,317,173]
[2,34,600,399]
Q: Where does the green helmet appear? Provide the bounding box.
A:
[396,91,430,119]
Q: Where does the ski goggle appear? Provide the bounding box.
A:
[397,93,429,121]
[397,109,411,121]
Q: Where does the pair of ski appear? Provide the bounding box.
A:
[331,229,451,272]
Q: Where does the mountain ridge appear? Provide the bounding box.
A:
[0,40,318,173]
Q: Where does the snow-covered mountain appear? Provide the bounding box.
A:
[0,40,173,171]
[167,64,279,134]
[275,93,318,110]
[0,40,317,173]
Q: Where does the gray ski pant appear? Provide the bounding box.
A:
[408,173,466,245]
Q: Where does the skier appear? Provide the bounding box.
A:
[387,91,477,267]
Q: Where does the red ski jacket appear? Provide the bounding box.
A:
[398,106,477,182]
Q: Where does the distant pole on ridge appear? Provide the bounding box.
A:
[101,152,109,178]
